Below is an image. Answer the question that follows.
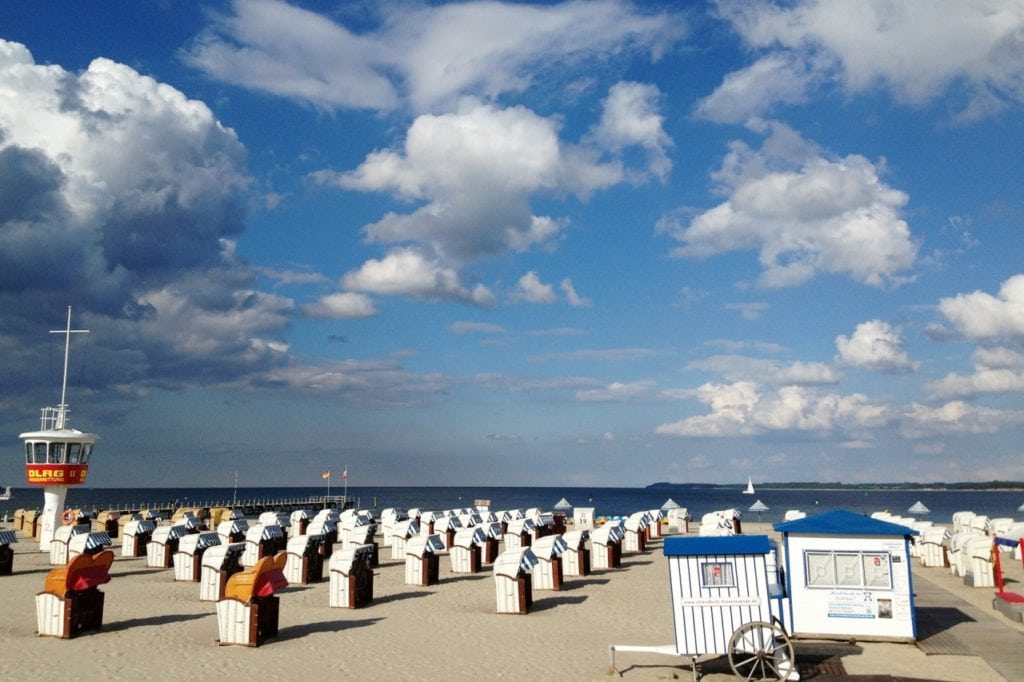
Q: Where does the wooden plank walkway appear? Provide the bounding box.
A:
[913,571,1024,680]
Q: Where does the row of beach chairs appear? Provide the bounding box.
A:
[14,501,678,644]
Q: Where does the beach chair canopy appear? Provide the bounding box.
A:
[43,550,114,597]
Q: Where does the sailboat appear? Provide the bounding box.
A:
[743,477,755,494]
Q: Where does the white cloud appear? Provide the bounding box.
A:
[0,41,306,395]
[317,100,620,265]
[687,355,840,385]
[260,359,452,406]
[696,53,814,123]
[929,346,1024,399]
[184,0,397,111]
[710,0,1024,121]
[303,292,376,319]
[659,121,917,288]
[938,274,1024,340]
[341,248,495,306]
[514,271,557,304]
[900,400,1022,438]
[450,321,507,335]
[575,380,660,402]
[591,81,673,179]
[835,320,917,372]
[561,278,592,307]
[725,302,769,320]
[186,0,683,113]
[655,381,890,437]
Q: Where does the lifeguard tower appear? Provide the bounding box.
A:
[19,307,99,552]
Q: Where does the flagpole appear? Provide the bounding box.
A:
[343,464,348,503]
[327,470,331,499]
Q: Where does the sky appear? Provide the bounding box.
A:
[1,0,1023,489]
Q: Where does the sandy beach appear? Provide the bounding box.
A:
[2,520,1021,681]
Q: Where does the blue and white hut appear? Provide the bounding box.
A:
[773,509,918,642]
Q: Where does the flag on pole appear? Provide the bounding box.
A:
[341,468,348,480]
[322,471,331,479]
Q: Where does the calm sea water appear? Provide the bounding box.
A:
[3,484,1023,525]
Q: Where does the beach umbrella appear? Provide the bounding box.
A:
[1018,502,1024,513]
[660,498,680,510]
[907,500,930,515]
[748,499,769,522]
[553,497,572,511]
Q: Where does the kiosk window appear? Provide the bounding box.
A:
[700,561,736,588]
[862,553,892,588]
[804,550,893,590]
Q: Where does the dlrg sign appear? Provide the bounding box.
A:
[26,465,89,486]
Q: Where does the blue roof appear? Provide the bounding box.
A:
[773,509,918,536]
[663,535,773,557]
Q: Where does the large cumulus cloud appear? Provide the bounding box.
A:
[0,41,290,401]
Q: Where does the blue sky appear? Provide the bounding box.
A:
[1,0,1023,488]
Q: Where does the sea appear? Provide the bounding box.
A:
[3,484,1023,525]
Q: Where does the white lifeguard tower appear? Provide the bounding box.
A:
[19,307,99,551]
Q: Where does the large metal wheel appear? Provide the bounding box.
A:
[727,620,795,681]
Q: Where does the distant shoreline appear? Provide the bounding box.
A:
[646,481,1024,492]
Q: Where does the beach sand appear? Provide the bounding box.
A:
[0,520,1019,681]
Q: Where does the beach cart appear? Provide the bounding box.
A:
[609,535,795,680]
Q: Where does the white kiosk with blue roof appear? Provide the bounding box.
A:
[773,510,918,642]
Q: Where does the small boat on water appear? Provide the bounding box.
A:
[907,500,930,514]
[743,477,755,494]
[18,307,98,551]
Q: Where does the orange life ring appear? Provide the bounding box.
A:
[61,509,76,525]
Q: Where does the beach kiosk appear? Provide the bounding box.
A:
[200,542,246,602]
[216,553,288,647]
[573,507,596,531]
[328,544,375,608]
[774,510,918,642]
[608,535,795,680]
[493,547,538,615]
[36,549,115,638]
